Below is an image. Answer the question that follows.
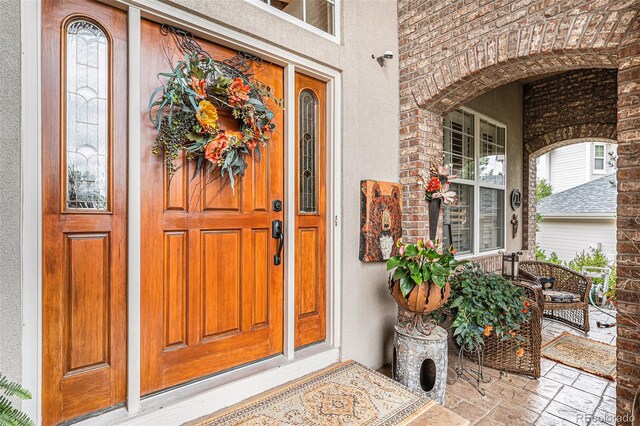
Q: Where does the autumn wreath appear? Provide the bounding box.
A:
[149,52,283,188]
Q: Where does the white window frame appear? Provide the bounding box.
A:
[593,143,606,174]
[444,106,508,259]
[245,0,340,43]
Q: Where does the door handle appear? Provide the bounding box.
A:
[272,219,284,265]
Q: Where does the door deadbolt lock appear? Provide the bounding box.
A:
[272,199,283,212]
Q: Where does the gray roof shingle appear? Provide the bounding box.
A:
[537,173,617,215]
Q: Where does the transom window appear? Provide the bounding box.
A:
[594,143,606,172]
[442,108,506,256]
[258,0,335,35]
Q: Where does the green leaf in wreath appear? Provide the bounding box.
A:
[186,131,204,142]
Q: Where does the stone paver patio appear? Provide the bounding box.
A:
[381,308,617,426]
[444,308,617,426]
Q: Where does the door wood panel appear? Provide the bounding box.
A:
[294,73,327,348]
[42,0,127,424]
[140,19,284,394]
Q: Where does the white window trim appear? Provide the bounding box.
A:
[21,0,343,423]
[593,143,606,174]
[245,0,340,44]
[445,106,508,258]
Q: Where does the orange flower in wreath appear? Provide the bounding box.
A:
[204,133,228,164]
[227,78,251,107]
[196,100,218,132]
[190,78,207,98]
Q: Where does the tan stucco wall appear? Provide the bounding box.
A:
[162,0,400,368]
[464,82,525,253]
[0,0,22,384]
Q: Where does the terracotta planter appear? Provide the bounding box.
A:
[389,279,451,314]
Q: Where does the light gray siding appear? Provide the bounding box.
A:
[537,218,617,263]
[548,144,588,193]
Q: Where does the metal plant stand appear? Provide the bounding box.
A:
[393,323,448,405]
[449,344,491,395]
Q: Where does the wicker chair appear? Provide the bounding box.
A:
[519,261,591,333]
[480,278,542,378]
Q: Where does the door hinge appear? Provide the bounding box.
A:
[334,215,338,227]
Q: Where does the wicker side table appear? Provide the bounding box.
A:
[393,324,448,405]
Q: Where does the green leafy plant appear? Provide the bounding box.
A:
[535,245,562,265]
[568,248,616,303]
[386,238,465,297]
[535,179,553,231]
[0,373,33,426]
[446,264,531,354]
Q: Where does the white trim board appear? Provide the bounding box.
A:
[21,0,344,423]
[20,0,42,423]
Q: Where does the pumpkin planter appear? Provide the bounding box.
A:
[389,278,451,314]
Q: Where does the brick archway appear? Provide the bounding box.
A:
[521,68,619,252]
[398,0,640,420]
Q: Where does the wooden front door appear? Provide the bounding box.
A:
[295,73,327,348]
[42,0,128,424]
[140,19,285,394]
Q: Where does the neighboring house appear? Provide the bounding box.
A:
[537,142,617,193]
[537,174,617,263]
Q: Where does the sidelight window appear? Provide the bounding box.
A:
[65,20,109,210]
[299,89,318,213]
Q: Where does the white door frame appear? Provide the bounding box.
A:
[21,0,343,423]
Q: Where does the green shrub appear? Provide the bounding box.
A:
[447,264,531,354]
[566,248,616,304]
[535,245,563,265]
[0,372,33,426]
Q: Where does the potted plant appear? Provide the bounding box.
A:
[386,238,466,314]
[447,264,531,356]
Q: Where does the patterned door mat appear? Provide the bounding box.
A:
[186,360,435,425]
[542,332,616,380]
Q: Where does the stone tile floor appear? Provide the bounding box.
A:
[380,308,618,426]
[444,308,617,426]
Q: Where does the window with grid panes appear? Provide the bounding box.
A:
[442,109,506,255]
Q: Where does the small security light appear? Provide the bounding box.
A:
[373,51,394,67]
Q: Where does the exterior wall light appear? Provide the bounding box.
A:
[373,51,394,67]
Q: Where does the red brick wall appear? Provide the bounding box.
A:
[615,13,640,422]
[521,69,618,252]
[398,0,640,421]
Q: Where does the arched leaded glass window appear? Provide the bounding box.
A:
[65,20,109,210]
[299,89,318,213]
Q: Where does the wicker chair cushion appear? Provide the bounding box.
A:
[538,276,555,290]
[543,290,580,303]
